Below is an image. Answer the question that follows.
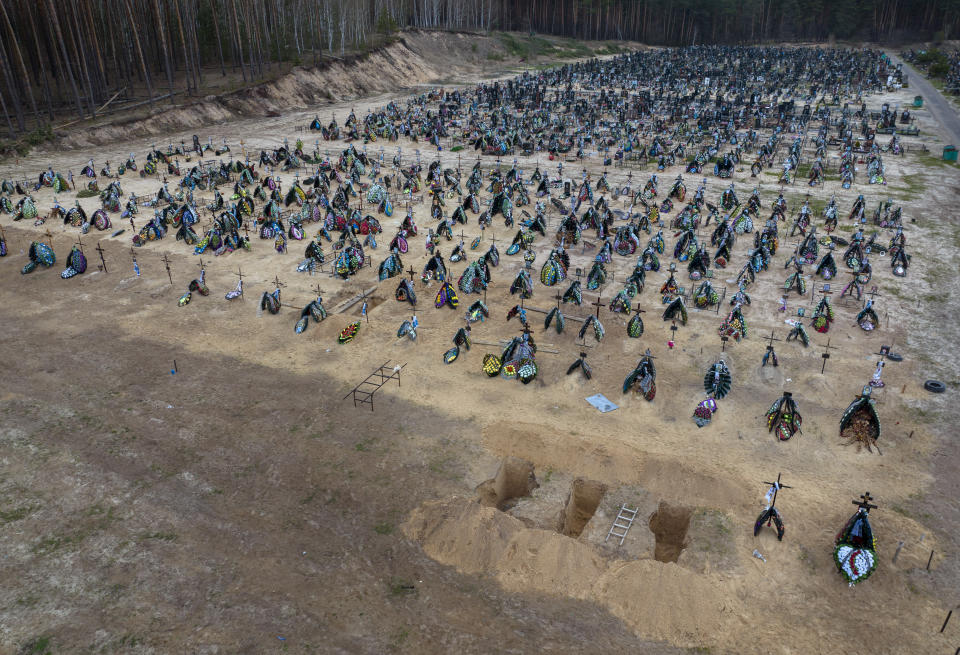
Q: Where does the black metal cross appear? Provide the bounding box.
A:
[96,241,108,273]
[820,338,839,374]
[592,295,605,318]
[761,473,792,511]
[852,492,877,512]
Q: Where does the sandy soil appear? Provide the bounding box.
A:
[1,33,959,654]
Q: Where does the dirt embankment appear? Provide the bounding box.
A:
[57,31,482,151]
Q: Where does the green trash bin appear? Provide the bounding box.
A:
[944,146,958,162]
[914,96,923,107]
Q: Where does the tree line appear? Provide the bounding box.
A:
[0,0,957,141]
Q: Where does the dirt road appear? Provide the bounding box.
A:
[890,53,960,144]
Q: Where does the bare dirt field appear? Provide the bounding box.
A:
[1,33,959,654]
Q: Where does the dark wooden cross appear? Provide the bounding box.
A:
[720,335,730,352]
[406,265,417,281]
[312,283,323,298]
[765,330,782,350]
[592,295,605,318]
[273,274,285,289]
[44,227,54,244]
[96,241,108,273]
[555,292,564,309]
[75,234,84,253]
[820,337,839,374]
[865,285,882,305]
[161,253,173,285]
[197,256,205,274]
[761,473,792,511]
[520,322,534,337]
[670,319,679,342]
[243,223,250,239]
[634,303,647,316]
[574,267,584,283]
[852,491,877,513]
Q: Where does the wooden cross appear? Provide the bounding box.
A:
[312,283,323,298]
[406,265,417,281]
[819,338,839,374]
[161,253,173,284]
[273,274,285,289]
[670,319,679,342]
[360,288,371,323]
[765,330,782,349]
[761,473,792,511]
[865,286,882,304]
[592,295,605,318]
[555,292,563,309]
[720,335,730,352]
[95,241,108,273]
[520,322,534,337]
[235,266,245,298]
[852,492,877,512]
[574,267,584,283]
[197,257,205,273]
[75,234,84,253]
[44,227,54,243]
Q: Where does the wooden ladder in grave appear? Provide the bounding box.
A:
[605,505,639,546]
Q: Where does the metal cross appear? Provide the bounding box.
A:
[852,492,877,512]
[96,241,108,273]
[820,338,839,374]
[761,473,792,511]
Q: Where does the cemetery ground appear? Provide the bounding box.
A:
[1,35,960,654]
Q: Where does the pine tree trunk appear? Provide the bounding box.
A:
[122,0,156,104]
[45,0,87,119]
[152,0,177,103]
[0,1,40,125]
[208,0,228,76]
